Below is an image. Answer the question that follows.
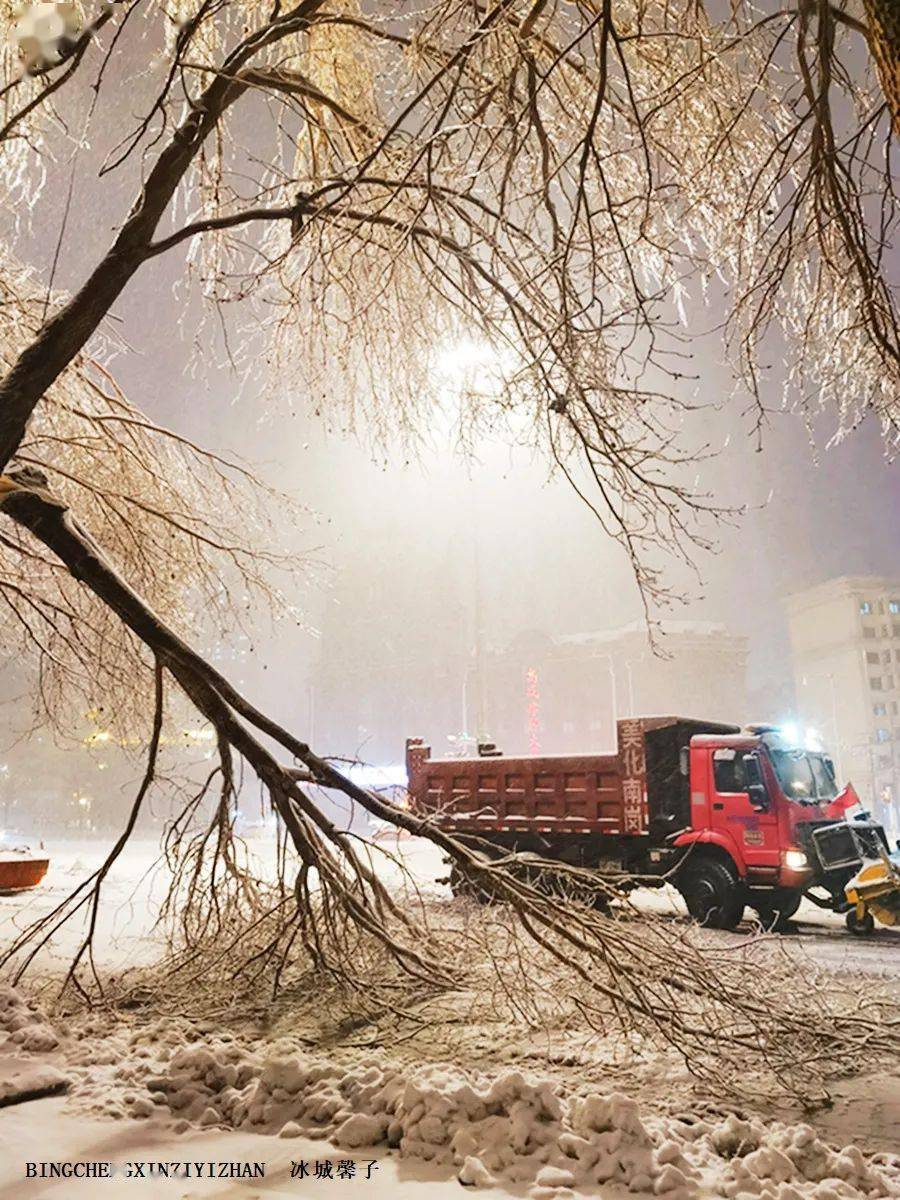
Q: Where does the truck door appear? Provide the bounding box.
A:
[709,748,780,875]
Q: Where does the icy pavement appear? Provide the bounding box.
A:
[1,833,899,978]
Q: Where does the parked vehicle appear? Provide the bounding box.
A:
[0,828,50,893]
[405,717,892,930]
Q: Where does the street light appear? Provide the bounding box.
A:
[433,337,516,398]
[589,652,619,742]
[623,655,647,717]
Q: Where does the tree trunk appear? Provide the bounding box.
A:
[864,0,900,135]
[0,0,328,473]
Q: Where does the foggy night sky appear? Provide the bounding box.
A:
[11,62,899,758]
[101,233,900,731]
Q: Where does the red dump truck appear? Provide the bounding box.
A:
[406,717,892,930]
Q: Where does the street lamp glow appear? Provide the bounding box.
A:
[344,763,408,789]
[434,337,515,396]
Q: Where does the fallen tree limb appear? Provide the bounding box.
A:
[2,468,899,1102]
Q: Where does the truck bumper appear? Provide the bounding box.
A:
[778,867,815,890]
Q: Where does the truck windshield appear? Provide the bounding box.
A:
[767,747,838,802]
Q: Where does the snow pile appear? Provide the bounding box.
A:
[10,2,82,72]
[0,1064,69,1104]
[0,984,59,1052]
[692,1112,900,1199]
[102,1039,900,1199]
[133,1047,671,1192]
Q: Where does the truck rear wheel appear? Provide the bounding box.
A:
[449,863,498,903]
[679,857,744,930]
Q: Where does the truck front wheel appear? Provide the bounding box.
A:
[679,857,744,930]
[752,889,801,931]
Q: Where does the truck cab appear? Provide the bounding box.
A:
[674,725,888,929]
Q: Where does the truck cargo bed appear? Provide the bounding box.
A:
[406,716,739,840]
[406,746,628,833]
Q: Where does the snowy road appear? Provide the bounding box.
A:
[626,884,900,978]
[0,833,898,979]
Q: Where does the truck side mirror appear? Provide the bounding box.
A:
[744,753,769,812]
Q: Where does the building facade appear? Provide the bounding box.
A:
[482,620,749,757]
[785,576,900,833]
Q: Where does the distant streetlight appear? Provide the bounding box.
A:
[623,655,647,717]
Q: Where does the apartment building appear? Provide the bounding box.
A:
[786,576,900,830]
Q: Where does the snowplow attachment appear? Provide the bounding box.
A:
[844,851,900,935]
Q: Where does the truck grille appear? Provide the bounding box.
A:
[809,821,888,873]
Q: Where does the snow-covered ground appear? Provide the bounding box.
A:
[0,981,898,1200]
[0,1092,469,1200]
[0,838,168,974]
[0,833,286,973]
[2,831,900,1200]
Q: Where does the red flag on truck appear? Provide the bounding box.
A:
[826,781,861,819]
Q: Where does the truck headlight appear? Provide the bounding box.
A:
[784,848,808,871]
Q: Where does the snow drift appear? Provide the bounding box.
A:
[2,983,899,1200]
[106,1037,899,1199]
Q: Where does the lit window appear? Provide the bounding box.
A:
[876,728,891,743]
[890,601,900,615]
[874,704,887,716]
[860,601,872,614]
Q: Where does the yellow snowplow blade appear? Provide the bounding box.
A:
[845,854,900,928]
